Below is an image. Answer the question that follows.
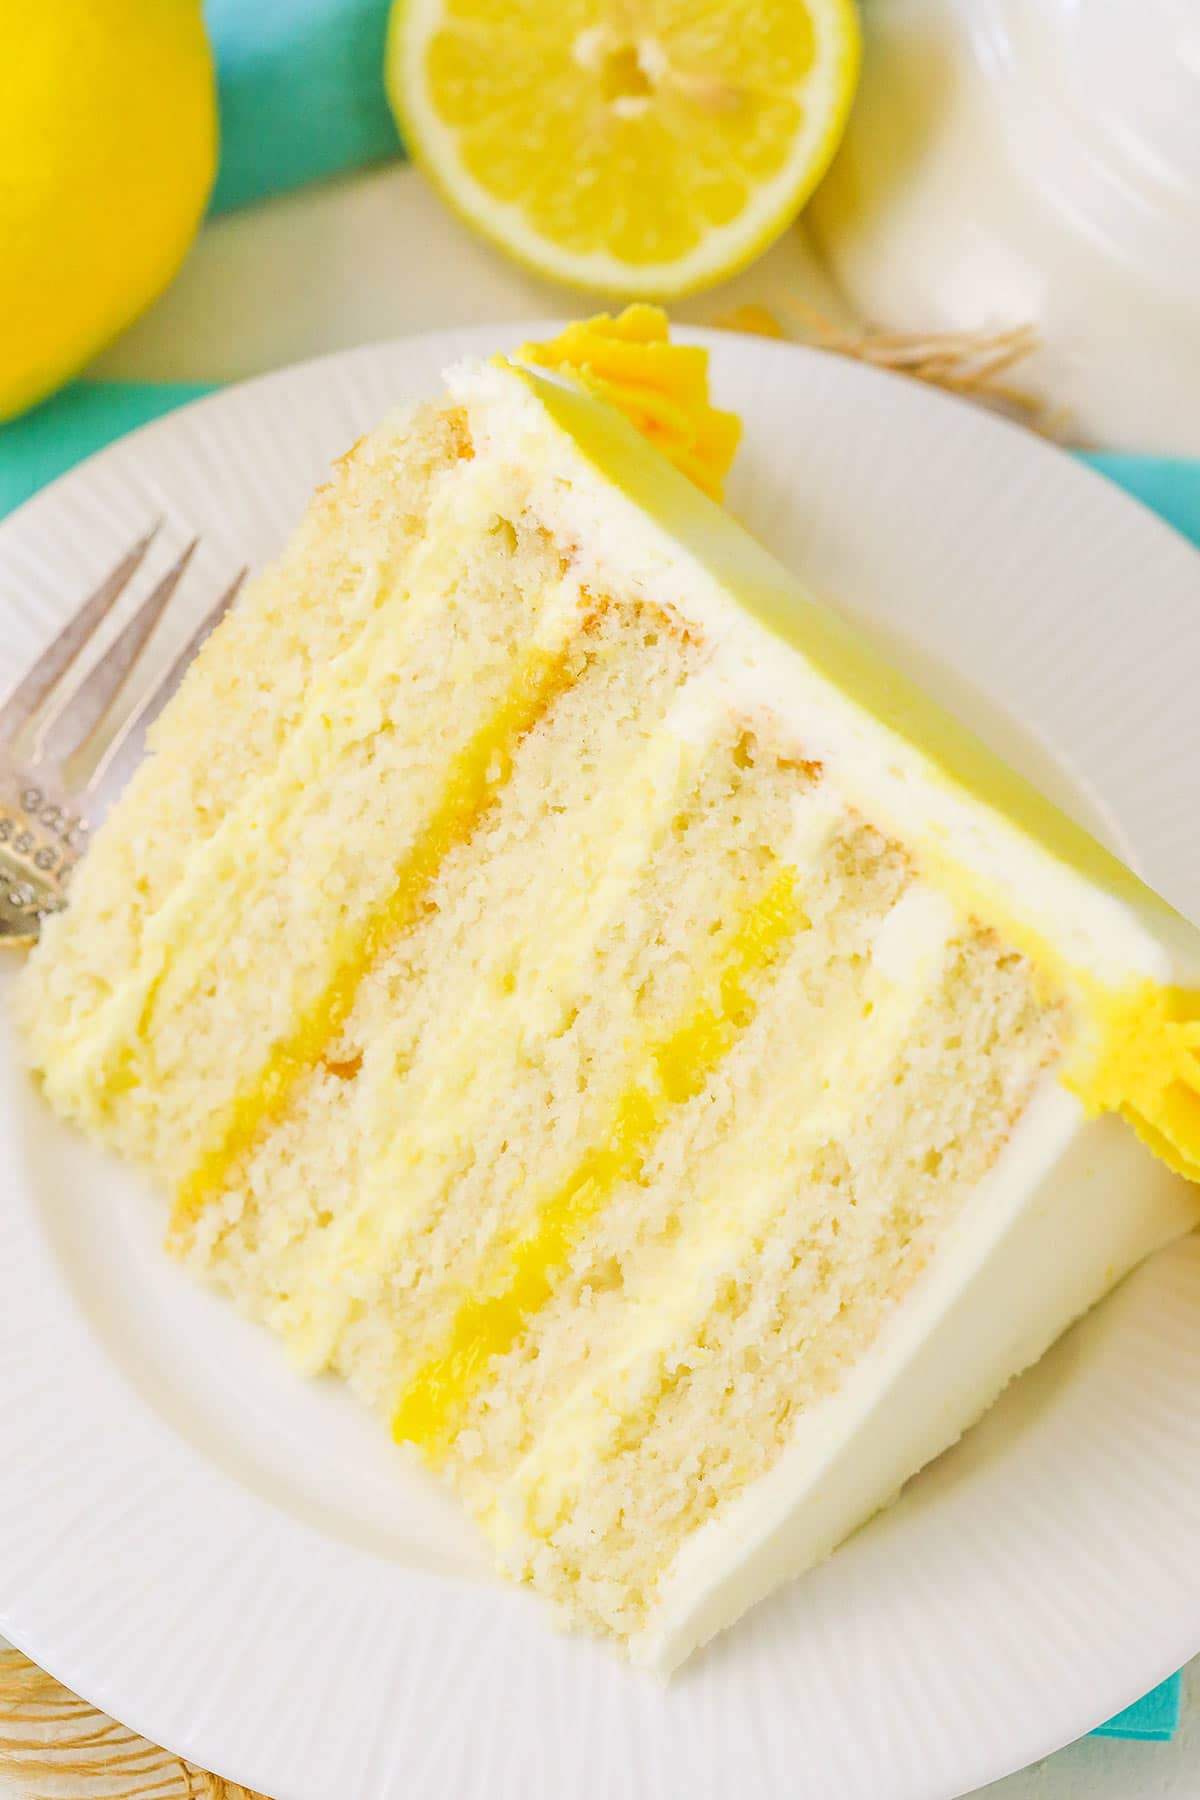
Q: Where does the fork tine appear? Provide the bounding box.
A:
[0,521,161,748]
[84,567,246,805]
[47,537,200,790]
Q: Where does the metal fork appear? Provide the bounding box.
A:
[0,525,244,947]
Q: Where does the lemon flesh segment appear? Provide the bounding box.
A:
[388,0,860,298]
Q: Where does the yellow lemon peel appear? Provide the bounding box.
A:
[0,0,216,421]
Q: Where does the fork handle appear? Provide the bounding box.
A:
[0,859,58,947]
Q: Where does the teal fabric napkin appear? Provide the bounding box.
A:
[0,378,1195,1748]
[1082,453,1200,551]
[205,0,401,212]
[0,382,214,516]
[1092,1673,1182,1742]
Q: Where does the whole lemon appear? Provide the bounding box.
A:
[0,0,217,422]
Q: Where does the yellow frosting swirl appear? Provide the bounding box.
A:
[516,306,741,501]
[1070,985,1200,1182]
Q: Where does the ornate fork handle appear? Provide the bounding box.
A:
[0,778,87,946]
[0,528,243,949]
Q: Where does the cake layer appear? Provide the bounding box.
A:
[22,400,472,1091]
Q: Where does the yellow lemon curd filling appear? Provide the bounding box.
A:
[391,864,806,1463]
[516,306,741,501]
[169,642,575,1240]
[503,357,1200,1207]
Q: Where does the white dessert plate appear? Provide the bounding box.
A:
[1,328,1199,1800]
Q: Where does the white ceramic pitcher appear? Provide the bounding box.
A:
[808,0,1200,452]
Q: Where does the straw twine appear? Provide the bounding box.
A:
[0,1652,269,1800]
[715,302,1067,439]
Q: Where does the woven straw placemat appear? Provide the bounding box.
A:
[0,1651,268,1800]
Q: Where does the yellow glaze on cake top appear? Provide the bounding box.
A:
[515,306,741,502]
[505,360,1174,923]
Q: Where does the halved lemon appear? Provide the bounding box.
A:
[386,0,861,298]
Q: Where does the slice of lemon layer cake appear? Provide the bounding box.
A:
[18,312,1200,1671]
